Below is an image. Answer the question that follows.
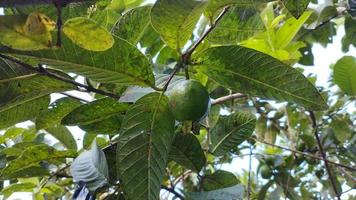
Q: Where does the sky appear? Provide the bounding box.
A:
[0,2,356,199]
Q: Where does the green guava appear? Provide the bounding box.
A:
[260,165,272,179]
[166,79,210,122]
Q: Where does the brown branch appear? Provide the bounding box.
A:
[254,138,356,172]
[309,111,341,200]
[211,93,247,105]
[0,54,121,99]
[161,185,185,200]
[182,7,230,64]
[0,0,93,7]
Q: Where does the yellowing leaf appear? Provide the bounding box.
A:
[63,17,115,51]
[0,13,54,50]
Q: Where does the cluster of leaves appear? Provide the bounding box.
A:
[0,0,355,199]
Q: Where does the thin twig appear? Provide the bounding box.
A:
[0,54,121,99]
[161,185,185,200]
[247,144,253,200]
[309,111,341,199]
[254,138,356,172]
[211,93,247,105]
[181,7,231,64]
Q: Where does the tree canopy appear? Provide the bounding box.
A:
[0,0,355,199]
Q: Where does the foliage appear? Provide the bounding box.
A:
[0,0,355,199]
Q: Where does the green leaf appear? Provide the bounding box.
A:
[330,116,352,143]
[79,114,123,135]
[0,58,74,108]
[333,56,356,96]
[63,17,114,51]
[70,140,109,193]
[151,0,207,50]
[169,133,206,172]
[0,144,77,179]
[342,16,356,52]
[207,5,264,45]
[1,182,37,198]
[62,97,128,126]
[0,96,50,129]
[36,97,82,130]
[113,6,151,45]
[0,14,55,50]
[201,170,240,191]
[45,125,77,150]
[116,92,175,200]
[1,166,49,180]
[188,184,244,200]
[198,45,327,110]
[0,36,155,87]
[282,0,311,19]
[210,111,256,156]
[274,11,312,49]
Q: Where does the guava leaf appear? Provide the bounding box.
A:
[36,97,82,130]
[113,6,151,45]
[169,133,206,172]
[198,45,328,110]
[45,125,77,150]
[210,111,256,156]
[0,36,155,87]
[63,17,114,51]
[333,56,356,96]
[70,140,109,193]
[188,184,244,200]
[62,97,128,126]
[151,0,207,50]
[1,183,37,198]
[0,144,77,180]
[282,0,311,19]
[0,13,54,50]
[201,170,240,191]
[207,5,264,45]
[116,92,175,200]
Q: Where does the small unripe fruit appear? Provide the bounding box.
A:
[167,80,210,122]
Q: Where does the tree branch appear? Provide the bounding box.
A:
[182,7,230,64]
[0,54,121,99]
[0,0,93,7]
[254,138,356,172]
[309,111,341,200]
[161,185,185,200]
[211,93,247,105]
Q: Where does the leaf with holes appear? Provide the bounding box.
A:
[0,13,55,50]
[116,92,175,200]
[282,0,311,19]
[151,0,207,50]
[210,111,256,156]
[63,17,114,51]
[0,36,155,87]
[333,56,356,96]
[198,45,327,110]
[169,133,206,172]
[0,144,77,180]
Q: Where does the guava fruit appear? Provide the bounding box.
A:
[260,165,272,179]
[166,79,210,122]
